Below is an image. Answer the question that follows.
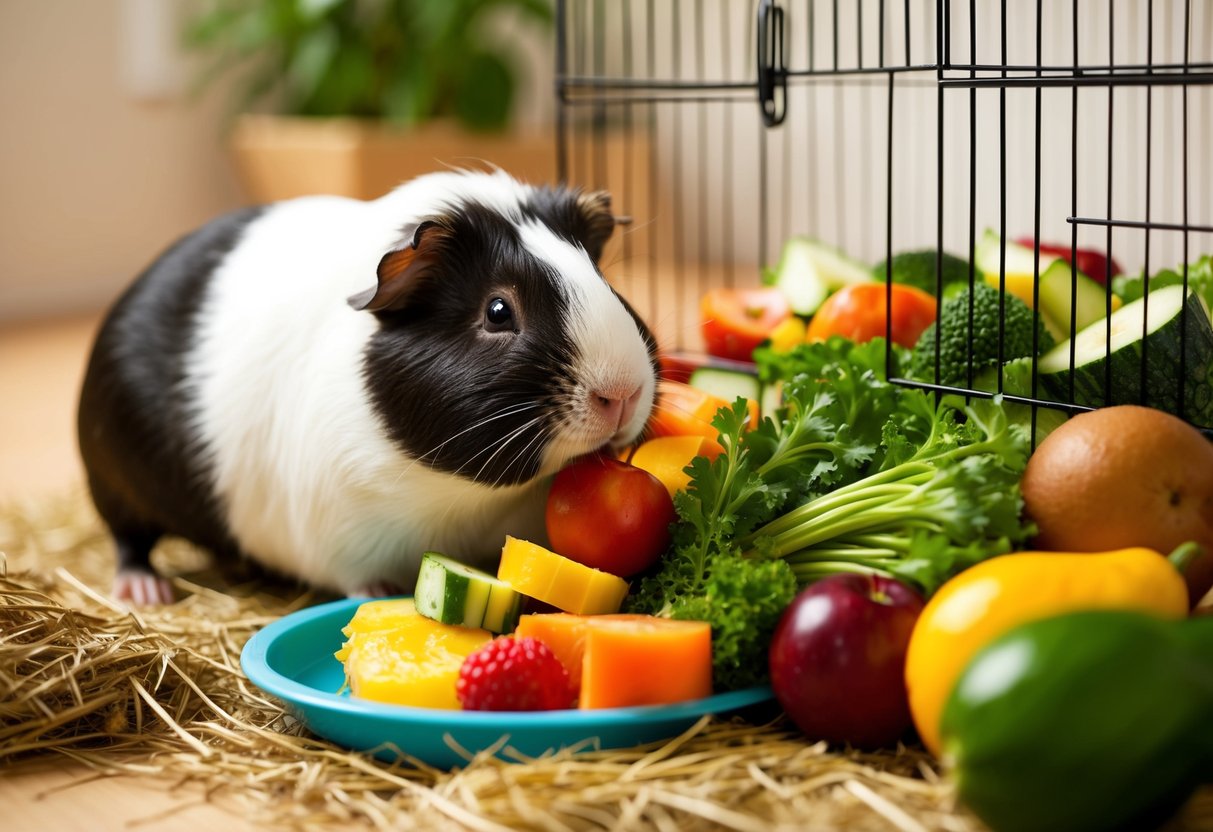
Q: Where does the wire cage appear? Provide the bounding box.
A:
[554,0,1213,433]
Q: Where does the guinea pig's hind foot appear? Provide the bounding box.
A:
[113,568,175,606]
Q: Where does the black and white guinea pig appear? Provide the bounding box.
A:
[77,169,660,604]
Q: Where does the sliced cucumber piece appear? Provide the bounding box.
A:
[760,381,783,421]
[974,229,1054,282]
[414,552,523,634]
[1037,259,1114,343]
[766,237,873,316]
[689,366,761,404]
[1038,284,1213,426]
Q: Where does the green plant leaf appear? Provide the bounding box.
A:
[453,50,515,131]
[286,21,338,104]
[181,0,552,127]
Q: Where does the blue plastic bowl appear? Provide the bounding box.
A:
[241,597,774,770]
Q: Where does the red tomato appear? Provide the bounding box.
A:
[700,287,792,362]
[805,283,936,348]
[546,455,677,578]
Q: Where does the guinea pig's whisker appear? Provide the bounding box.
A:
[424,402,542,462]
[465,414,547,484]
[395,402,543,484]
[496,424,551,489]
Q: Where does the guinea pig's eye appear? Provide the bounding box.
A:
[484,297,516,332]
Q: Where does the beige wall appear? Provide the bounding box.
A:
[0,1,245,323]
[0,1,557,325]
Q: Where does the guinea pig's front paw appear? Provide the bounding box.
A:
[113,568,176,606]
[346,581,406,599]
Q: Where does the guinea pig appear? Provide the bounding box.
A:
[77,169,660,605]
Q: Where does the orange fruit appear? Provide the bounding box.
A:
[1020,404,1213,606]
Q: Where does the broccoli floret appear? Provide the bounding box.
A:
[910,282,1055,386]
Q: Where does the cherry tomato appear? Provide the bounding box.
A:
[805,283,936,348]
[545,455,677,578]
[700,286,792,362]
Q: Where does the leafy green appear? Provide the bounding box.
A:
[629,337,1035,691]
[759,397,1032,594]
[973,356,1070,443]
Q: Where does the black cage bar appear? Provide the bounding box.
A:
[556,0,1213,431]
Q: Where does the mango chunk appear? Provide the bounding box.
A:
[497,536,629,615]
[336,602,490,710]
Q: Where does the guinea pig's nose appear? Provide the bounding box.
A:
[592,385,643,431]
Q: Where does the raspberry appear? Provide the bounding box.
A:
[456,636,575,711]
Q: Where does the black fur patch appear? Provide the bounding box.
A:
[78,207,264,567]
[362,203,582,487]
[520,187,614,263]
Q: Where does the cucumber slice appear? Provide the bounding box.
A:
[766,237,873,316]
[1038,284,1213,426]
[760,381,783,421]
[414,552,523,634]
[974,229,1054,281]
[689,366,761,405]
[1037,259,1114,342]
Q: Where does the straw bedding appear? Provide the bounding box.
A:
[3,492,1212,831]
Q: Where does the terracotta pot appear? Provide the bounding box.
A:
[228,115,559,203]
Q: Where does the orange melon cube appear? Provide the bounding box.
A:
[579,615,713,709]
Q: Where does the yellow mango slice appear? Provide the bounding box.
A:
[498,536,629,615]
[334,597,417,663]
[336,602,490,709]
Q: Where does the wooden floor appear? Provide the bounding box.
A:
[0,314,265,831]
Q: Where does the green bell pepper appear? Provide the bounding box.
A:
[940,609,1213,832]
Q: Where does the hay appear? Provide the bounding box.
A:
[2,492,1211,831]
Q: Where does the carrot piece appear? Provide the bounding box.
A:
[514,613,589,693]
[649,380,756,441]
[578,615,713,709]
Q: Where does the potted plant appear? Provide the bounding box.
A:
[185,0,556,202]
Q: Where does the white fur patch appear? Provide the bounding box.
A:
[516,220,657,463]
[186,171,650,594]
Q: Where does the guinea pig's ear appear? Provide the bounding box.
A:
[573,189,617,264]
[347,221,447,313]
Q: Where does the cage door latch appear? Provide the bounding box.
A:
[757,0,787,127]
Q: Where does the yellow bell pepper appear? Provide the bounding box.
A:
[904,546,1191,757]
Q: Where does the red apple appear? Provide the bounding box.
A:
[546,454,676,578]
[1015,237,1124,286]
[768,573,925,749]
